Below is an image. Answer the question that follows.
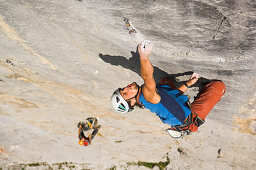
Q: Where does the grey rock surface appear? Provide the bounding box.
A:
[0,0,255,169]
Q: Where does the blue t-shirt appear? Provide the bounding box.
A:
[139,85,191,126]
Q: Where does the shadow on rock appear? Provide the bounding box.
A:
[99,51,218,91]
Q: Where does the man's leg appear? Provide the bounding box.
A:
[79,129,86,140]
[90,125,101,140]
[189,81,226,132]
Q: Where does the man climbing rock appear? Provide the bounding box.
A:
[111,40,225,136]
[78,117,101,146]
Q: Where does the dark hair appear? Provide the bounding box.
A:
[135,101,144,108]
[127,98,144,109]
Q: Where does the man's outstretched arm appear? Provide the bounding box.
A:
[138,41,160,104]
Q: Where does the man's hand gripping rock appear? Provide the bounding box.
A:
[138,40,152,60]
[186,72,200,87]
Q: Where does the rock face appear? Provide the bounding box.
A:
[0,0,255,169]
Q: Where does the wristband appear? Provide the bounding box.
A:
[184,82,189,88]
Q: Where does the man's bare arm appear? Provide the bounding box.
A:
[138,41,160,104]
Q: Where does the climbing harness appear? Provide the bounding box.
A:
[166,112,205,138]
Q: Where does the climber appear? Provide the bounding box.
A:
[111,40,225,137]
[78,117,101,146]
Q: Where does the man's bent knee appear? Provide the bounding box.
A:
[208,81,225,94]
